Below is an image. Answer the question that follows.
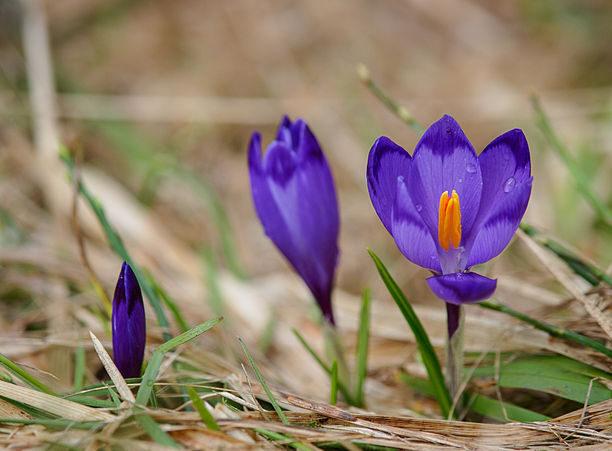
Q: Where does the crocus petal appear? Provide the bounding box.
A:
[467,129,532,267]
[366,136,411,234]
[112,262,146,379]
[248,123,339,324]
[407,115,482,247]
[391,176,441,272]
[426,272,496,304]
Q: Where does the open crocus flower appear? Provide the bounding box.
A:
[112,262,146,378]
[367,115,532,331]
[248,116,340,325]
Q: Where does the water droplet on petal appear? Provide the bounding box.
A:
[466,163,477,174]
[458,178,463,183]
[503,177,516,193]
[415,204,423,212]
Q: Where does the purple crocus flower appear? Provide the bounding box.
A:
[248,116,340,325]
[112,262,146,378]
[367,115,532,335]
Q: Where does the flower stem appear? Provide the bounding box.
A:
[445,303,464,406]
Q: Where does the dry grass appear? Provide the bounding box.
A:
[0,1,611,449]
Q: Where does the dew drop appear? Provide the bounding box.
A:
[503,177,516,193]
[458,178,463,183]
[466,163,477,174]
[416,204,423,212]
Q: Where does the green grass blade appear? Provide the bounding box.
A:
[202,248,225,317]
[136,318,222,406]
[0,354,55,395]
[146,270,190,333]
[0,418,104,430]
[354,288,371,407]
[187,387,220,431]
[330,360,338,406]
[254,428,312,451]
[238,338,289,425]
[531,96,612,226]
[519,223,611,287]
[368,249,452,417]
[291,329,355,405]
[60,147,173,341]
[479,300,612,358]
[467,393,550,423]
[73,346,86,392]
[133,408,180,448]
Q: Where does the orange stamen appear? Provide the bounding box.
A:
[437,190,462,251]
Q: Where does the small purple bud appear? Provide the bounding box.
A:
[111,262,146,378]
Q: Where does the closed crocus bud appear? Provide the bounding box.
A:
[112,262,146,378]
[248,116,340,325]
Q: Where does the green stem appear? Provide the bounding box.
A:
[480,300,612,358]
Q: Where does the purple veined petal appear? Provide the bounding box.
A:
[426,271,497,304]
[466,129,532,267]
[366,136,411,234]
[112,262,146,379]
[391,176,441,272]
[248,125,340,324]
[407,115,482,248]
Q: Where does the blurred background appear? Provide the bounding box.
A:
[0,1,610,358]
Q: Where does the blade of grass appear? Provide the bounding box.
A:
[0,418,104,430]
[254,428,313,451]
[72,346,85,392]
[238,338,289,425]
[531,96,612,227]
[60,147,173,341]
[145,270,190,333]
[479,300,612,358]
[354,288,371,407]
[187,387,220,431]
[133,408,179,448]
[330,360,338,406]
[0,354,55,395]
[202,248,225,317]
[136,318,222,406]
[368,249,452,418]
[291,329,356,405]
[357,64,423,134]
[519,223,611,287]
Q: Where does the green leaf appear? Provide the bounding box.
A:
[187,387,220,431]
[134,408,180,447]
[472,355,611,404]
[330,360,338,406]
[136,318,222,406]
[368,249,452,418]
[239,338,289,425]
[399,373,550,423]
[467,393,551,423]
[354,288,371,407]
[72,347,86,392]
[0,354,55,395]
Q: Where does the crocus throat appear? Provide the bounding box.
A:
[438,190,462,251]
